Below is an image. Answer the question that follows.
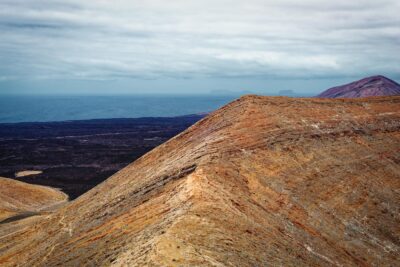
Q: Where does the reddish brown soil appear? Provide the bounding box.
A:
[0,96,399,266]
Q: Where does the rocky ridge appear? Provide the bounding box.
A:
[0,95,399,266]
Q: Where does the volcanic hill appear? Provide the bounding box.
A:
[0,177,67,223]
[1,95,399,266]
[317,75,400,98]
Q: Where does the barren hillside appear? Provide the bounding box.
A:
[317,75,400,98]
[0,177,67,222]
[1,96,399,266]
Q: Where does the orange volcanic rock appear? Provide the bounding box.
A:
[0,177,68,222]
[0,96,399,266]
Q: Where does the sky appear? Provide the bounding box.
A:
[0,0,399,95]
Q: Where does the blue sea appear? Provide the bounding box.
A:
[0,95,239,123]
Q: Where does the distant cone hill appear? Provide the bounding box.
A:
[317,75,400,98]
[1,95,400,266]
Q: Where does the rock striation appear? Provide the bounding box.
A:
[317,75,400,98]
[0,95,399,266]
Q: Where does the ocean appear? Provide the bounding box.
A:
[0,95,238,123]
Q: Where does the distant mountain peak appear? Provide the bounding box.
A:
[317,75,400,98]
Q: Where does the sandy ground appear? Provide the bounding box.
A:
[15,170,43,177]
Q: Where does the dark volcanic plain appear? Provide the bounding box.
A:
[0,115,203,199]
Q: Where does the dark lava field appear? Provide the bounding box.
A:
[0,115,203,199]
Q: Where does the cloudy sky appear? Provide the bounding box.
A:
[0,0,399,95]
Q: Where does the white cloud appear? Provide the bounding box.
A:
[0,0,399,83]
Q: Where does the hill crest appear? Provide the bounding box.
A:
[1,95,399,266]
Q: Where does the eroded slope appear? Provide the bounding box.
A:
[1,96,399,266]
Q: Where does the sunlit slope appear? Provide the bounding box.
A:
[1,95,399,266]
[0,177,67,222]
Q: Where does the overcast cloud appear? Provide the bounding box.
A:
[0,0,399,94]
